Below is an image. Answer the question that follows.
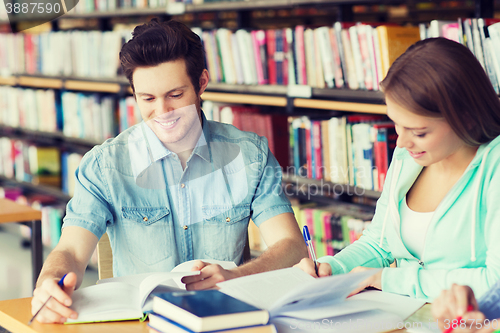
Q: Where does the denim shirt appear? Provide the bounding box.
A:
[63,112,293,276]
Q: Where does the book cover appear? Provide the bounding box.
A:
[152,290,269,332]
[266,29,277,85]
[376,25,420,80]
[149,313,276,333]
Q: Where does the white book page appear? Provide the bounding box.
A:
[217,267,314,310]
[272,309,404,333]
[270,269,381,314]
[67,282,142,323]
[347,290,425,321]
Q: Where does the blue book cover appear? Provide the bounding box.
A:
[148,313,275,333]
[152,290,269,332]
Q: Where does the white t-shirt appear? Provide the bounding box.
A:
[400,196,434,260]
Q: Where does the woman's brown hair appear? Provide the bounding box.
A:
[119,19,206,94]
[380,37,500,146]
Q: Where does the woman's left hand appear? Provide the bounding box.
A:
[347,267,383,297]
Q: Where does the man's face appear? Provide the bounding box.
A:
[133,59,208,151]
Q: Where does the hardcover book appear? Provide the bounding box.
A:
[152,290,269,332]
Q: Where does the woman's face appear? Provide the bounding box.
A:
[386,97,468,167]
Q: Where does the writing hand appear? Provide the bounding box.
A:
[31,272,78,323]
[293,258,332,278]
[347,267,382,297]
[431,284,490,333]
[181,260,242,290]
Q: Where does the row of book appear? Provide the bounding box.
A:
[208,102,396,191]
[71,0,170,13]
[420,19,500,93]
[289,115,396,191]
[0,30,130,78]
[0,86,141,142]
[3,19,498,91]
[203,101,290,169]
[292,200,375,258]
[197,23,421,90]
[0,137,83,196]
[0,21,430,90]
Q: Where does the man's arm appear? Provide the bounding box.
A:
[183,212,308,290]
[31,226,99,324]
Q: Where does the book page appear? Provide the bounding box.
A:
[270,269,381,314]
[217,267,314,310]
[66,282,142,324]
[218,267,382,319]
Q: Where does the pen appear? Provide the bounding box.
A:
[442,304,474,333]
[28,273,67,325]
[302,225,319,276]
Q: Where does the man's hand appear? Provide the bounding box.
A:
[293,258,332,278]
[431,284,494,333]
[347,267,382,297]
[181,260,243,290]
[31,272,79,323]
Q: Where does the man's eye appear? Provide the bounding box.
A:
[143,98,154,102]
[415,133,426,138]
[171,93,183,98]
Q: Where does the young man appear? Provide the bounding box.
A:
[31,19,307,324]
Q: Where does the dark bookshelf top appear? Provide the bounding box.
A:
[3,0,414,21]
[0,176,72,202]
[0,125,100,154]
[282,173,382,200]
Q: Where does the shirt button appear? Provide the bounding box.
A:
[181,183,185,188]
[226,217,231,222]
[183,225,188,230]
[143,217,148,222]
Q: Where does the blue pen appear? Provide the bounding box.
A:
[302,226,319,276]
[28,273,68,325]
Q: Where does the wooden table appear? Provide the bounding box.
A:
[0,297,433,333]
[0,198,43,289]
[0,298,149,333]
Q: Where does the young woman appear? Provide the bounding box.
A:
[296,37,500,301]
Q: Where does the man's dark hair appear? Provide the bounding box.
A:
[120,19,206,94]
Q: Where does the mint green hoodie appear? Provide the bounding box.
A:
[319,135,500,301]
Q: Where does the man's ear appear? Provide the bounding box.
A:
[198,69,210,96]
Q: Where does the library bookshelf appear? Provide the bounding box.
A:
[0,0,498,255]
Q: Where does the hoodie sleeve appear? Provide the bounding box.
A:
[382,146,500,300]
[318,150,400,274]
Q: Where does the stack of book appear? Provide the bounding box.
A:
[148,290,275,333]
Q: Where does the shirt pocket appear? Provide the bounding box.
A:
[121,206,172,266]
[201,204,251,261]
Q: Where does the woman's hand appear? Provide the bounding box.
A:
[293,258,332,278]
[431,284,495,333]
[347,267,382,297]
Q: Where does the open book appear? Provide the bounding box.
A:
[66,259,236,324]
[216,267,424,321]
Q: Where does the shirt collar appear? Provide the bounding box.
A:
[141,111,212,162]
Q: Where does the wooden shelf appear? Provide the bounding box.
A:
[201,91,288,107]
[17,76,63,89]
[65,80,121,93]
[294,98,387,113]
[0,76,16,86]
